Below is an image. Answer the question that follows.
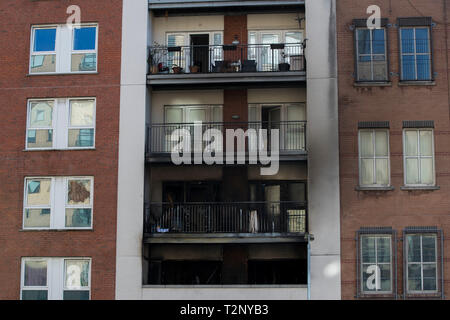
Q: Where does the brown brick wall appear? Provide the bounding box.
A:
[0,0,122,299]
[224,15,248,45]
[337,0,450,299]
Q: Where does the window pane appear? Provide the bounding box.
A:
[357,29,371,54]
[357,60,372,81]
[70,100,95,126]
[24,260,47,286]
[63,290,90,300]
[27,129,53,149]
[68,129,95,148]
[420,158,433,184]
[401,28,415,54]
[361,159,374,185]
[22,290,48,300]
[26,179,51,206]
[415,28,429,53]
[375,159,389,185]
[73,27,96,51]
[408,263,422,291]
[405,131,418,156]
[34,29,56,52]
[372,58,387,81]
[67,179,91,205]
[71,53,97,72]
[213,33,222,46]
[422,236,436,262]
[360,131,374,157]
[166,108,183,123]
[31,54,56,73]
[29,101,53,127]
[419,131,433,156]
[379,264,392,291]
[372,29,385,54]
[362,236,376,263]
[24,209,51,228]
[402,55,416,80]
[417,55,431,80]
[375,131,388,156]
[286,32,301,43]
[407,235,421,263]
[423,264,437,290]
[65,208,92,228]
[65,260,90,288]
[377,237,391,263]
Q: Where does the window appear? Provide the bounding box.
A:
[400,27,432,81]
[30,24,98,74]
[406,234,438,293]
[360,235,393,294]
[26,98,96,150]
[23,177,94,230]
[359,129,390,186]
[403,128,435,186]
[21,258,91,300]
[355,28,388,81]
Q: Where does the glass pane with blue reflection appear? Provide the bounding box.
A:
[73,27,96,51]
[34,29,56,52]
[402,55,416,80]
[417,55,431,80]
[415,28,429,53]
[401,28,415,54]
[372,29,385,54]
[357,29,371,55]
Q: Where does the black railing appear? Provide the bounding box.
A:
[146,121,307,155]
[148,43,305,74]
[144,201,307,234]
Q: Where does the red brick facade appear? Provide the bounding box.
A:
[337,0,450,299]
[0,0,122,299]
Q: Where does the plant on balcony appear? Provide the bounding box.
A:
[172,64,183,74]
[279,51,291,72]
[148,42,167,74]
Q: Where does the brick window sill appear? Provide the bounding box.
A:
[400,186,440,191]
[398,81,436,86]
[354,81,392,87]
[355,186,395,191]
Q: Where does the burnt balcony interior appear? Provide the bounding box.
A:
[144,180,307,240]
[143,243,307,285]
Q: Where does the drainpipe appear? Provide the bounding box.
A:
[306,233,314,300]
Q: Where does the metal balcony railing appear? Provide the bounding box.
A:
[144,201,307,234]
[146,121,307,155]
[148,43,305,74]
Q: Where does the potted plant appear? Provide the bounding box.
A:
[148,42,166,74]
[172,64,183,74]
[190,65,200,73]
[278,51,290,72]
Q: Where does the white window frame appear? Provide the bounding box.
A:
[20,258,49,300]
[30,26,59,73]
[360,234,393,295]
[26,98,96,150]
[30,24,98,75]
[164,104,223,124]
[358,129,391,187]
[21,257,91,300]
[405,233,438,294]
[399,27,432,81]
[355,27,388,82]
[23,176,94,230]
[403,128,435,187]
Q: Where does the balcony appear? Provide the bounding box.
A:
[147,43,305,88]
[145,121,307,163]
[144,201,307,243]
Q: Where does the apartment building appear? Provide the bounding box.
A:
[117,0,340,300]
[0,0,122,299]
[337,0,450,299]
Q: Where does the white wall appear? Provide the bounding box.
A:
[116,0,149,300]
[305,0,341,300]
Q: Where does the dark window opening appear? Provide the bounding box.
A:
[149,260,222,285]
[248,259,306,285]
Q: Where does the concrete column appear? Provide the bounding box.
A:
[305,0,341,299]
[115,0,149,299]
